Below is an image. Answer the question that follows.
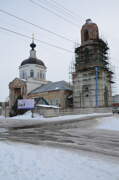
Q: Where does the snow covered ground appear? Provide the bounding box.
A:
[96,114,119,131]
[0,116,5,119]
[9,111,44,120]
[0,141,119,180]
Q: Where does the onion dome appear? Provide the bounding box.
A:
[20,38,45,67]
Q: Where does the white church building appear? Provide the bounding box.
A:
[19,38,47,93]
[9,38,72,116]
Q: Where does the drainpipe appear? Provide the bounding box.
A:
[95,66,99,107]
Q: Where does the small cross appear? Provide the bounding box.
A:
[32,33,35,43]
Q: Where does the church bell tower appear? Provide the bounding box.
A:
[73,19,113,109]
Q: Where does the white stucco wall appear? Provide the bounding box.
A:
[19,64,46,81]
[19,63,47,93]
[26,79,48,93]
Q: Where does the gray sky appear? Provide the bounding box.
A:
[0,0,119,101]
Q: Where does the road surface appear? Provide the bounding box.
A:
[0,116,119,157]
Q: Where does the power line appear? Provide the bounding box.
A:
[38,0,77,20]
[0,9,74,43]
[45,0,80,20]
[0,25,74,53]
[29,0,80,28]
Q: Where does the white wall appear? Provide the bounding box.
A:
[19,64,47,93]
[19,64,46,81]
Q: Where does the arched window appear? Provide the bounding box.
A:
[21,71,24,79]
[22,71,25,79]
[40,72,42,79]
[84,30,89,41]
[30,70,34,78]
[24,72,27,79]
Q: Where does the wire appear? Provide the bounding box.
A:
[0,9,74,43]
[0,25,74,53]
[37,0,77,20]
[29,0,80,28]
[44,0,80,20]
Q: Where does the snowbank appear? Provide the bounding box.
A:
[45,113,112,122]
[0,112,112,129]
[0,116,5,119]
[96,115,119,131]
[10,111,44,120]
[37,104,59,108]
[8,112,112,122]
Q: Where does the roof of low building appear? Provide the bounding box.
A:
[29,81,72,95]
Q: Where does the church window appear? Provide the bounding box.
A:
[22,71,25,79]
[84,29,89,41]
[37,72,40,80]
[56,98,60,105]
[23,72,27,80]
[30,70,34,78]
[40,72,42,79]
[43,73,45,79]
[85,87,89,92]
[42,73,44,79]
[25,72,27,80]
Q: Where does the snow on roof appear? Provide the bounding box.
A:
[36,104,60,109]
[21,79,27,82]
[55,87,59,90]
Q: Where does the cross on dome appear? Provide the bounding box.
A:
[32,33,35,43]
[30,33,36,50]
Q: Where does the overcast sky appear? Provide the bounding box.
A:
[0,0,119,101]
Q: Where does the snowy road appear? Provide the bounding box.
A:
[0,116,119,157]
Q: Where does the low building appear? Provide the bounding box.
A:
[28,80,73,109]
